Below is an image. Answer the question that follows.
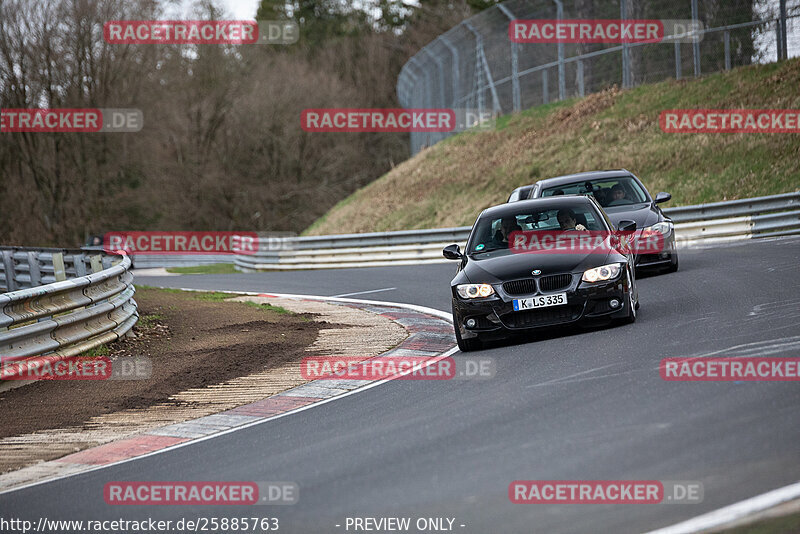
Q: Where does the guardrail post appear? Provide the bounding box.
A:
[26,251,42,287]
[90,255,104,273]
[52,253,66,282]
[2,250,17,292]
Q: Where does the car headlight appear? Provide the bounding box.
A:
[642,222,673,235]
[581,263,622,283]
[456,283,495,299]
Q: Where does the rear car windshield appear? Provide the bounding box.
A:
[468,205,606,255]
[541,176,648,208]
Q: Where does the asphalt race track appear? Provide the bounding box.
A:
[3,237,800,533]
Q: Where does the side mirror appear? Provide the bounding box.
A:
[443,244,464,261]
[654,192,672,204]
[617,220,637,232]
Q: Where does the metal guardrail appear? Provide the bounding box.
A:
[235,192,800,271]
[0,247,138,379]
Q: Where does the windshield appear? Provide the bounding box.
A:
[541,176,648,208]
[468,204,607,256]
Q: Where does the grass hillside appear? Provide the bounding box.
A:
[305,58,800,236]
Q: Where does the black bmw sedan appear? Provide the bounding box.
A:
[521,169,678,273]
[443,196,639,352]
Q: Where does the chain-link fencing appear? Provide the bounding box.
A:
[398,0,800,154]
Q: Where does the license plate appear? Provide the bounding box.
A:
[513,293,567,311]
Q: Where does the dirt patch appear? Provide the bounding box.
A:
[550,86,621,131]
[0,288,323,439]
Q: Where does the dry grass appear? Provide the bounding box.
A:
[306,59,800,236]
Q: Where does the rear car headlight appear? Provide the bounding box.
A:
[456,283,495,299]
[581,263,622,283]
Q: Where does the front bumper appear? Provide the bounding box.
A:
[452,273,630,340]
[635,232,676,269]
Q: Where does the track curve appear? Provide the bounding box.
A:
[2,237,799,533]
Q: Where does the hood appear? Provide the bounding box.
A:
[604,203,660,229]
[462,248,612,284]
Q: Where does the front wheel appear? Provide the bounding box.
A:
[664,253,679,273]
[453,313,482,352]
[619,270,637,324]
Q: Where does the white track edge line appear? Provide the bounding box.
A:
[9,287,798,534]
[642,480,800,533]
[0,292,455,496]
[175,290,800,533]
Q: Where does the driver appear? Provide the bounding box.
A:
[557,209,587,231]
[608,184,627,205]
[494,216,522,246]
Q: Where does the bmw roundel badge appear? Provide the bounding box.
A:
[532,269,542,276]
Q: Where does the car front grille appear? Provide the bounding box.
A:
[502,274,573,295]
[539,274,573,292]
[502,279,537,295]
[501,306,581,328]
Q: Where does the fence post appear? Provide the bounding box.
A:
[691,0,701,77]
[780,0,788,61]
[542,69,549,104]
[577,59,585,97]
[553,0,565,99]
[621,0,631,88]
[423,48,447,112]
[724,31,731,70]
[424,68,435,146]
[674,41,682,80]
[497,4,522,112]
[440,35,460,108]
[465,22,502,116]
[776,22,783,63]
[406,67,420,153]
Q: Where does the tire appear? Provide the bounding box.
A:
[453,317,482,352]
[620,270,637,324]
[455,325,482,352]
[665,253,679,273]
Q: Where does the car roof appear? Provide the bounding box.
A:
[534,169,634,189]
[481,195,596,218]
